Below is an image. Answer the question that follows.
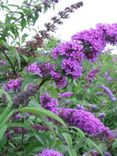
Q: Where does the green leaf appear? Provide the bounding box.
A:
[68,149,77,156]
[32,12,39,25]
[0,138,6,152]
[86,138,104,156]
[0,105,12,127]
[112,140,117,149]
[0,89,12,105]
[21,18,27,30]
[0,108,14,128]
[62,133,72,147]
[0,124,8,140]
[9,46,21,69]
[19,107,67,128]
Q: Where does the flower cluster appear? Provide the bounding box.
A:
[50,71,67,88]
[72,28,106,61]
[40,93,58,113]
[3,78,23,91]
[96,23,117,45]
[58,108,110,136]
[26,62,55,77]
[38,149,64,156]
[52,42,84,80]
[52,23,117,81]
[52,41,84,62]
[62,58,82,79]
[86,68,100,83]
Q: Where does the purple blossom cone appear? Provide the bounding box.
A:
[58,108,111,136]
[38,149,64,156]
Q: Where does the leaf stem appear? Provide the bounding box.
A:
[0,48,17,76]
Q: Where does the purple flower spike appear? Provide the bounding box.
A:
[98,113,106,119]
[82,150,99,156]
[40,93,58,113]
[32,124,48,131]
[104,151,112,156]
[14,127,28,134]
[58,91,73,99]
[99,85,116,102]
[3,78,23,91]
[86,68,100,83]
[76,104,85,110]
[38,149,64,156]
[58,108,110,136]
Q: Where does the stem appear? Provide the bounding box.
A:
[38,79,47,90]
[21,117,24,146]
[0,48,17,76]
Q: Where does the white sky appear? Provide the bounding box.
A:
[1,0,117,53]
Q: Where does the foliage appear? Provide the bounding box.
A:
[0,0,117,156]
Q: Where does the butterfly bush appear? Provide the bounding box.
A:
[58,108,111,136]
[3,23,117,155]
[3,78,23,91]
[38,149,64,156]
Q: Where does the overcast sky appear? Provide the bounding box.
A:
[2,0,117,53]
